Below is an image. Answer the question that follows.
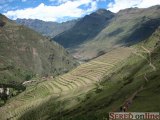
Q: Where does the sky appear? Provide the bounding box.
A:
[0,0,160,22]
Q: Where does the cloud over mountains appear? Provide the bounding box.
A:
[3,0,160,22]
[4,0,97,22]
[108,0,160,12]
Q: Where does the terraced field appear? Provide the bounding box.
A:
[0,47,134,120]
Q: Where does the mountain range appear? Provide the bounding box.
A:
[54,5,160,60]
[16,6,160,61]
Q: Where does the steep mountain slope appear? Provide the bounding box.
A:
[54,5,160,61]
[15,18,78,37]
[53,9,114,48]
[0,25,159,120]
[0,14,78,85]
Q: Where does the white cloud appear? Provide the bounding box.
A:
[138,0,160,8]
[86,1,98,13]
[4,0,98,22]
[107,0,160,13]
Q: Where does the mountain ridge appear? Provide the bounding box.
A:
[53,9,115,49]
[15,18,78,38]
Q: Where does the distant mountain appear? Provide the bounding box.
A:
[0,14,78,85]
[53,9,114,48]
[53,6,160,61]
[15,18,78,38]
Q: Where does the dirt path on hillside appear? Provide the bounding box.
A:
[133,46,156,71]
[113,46,156,112]
[113,85,144,112]
[144,73,149,83]
[141,46,156,71]
[113,72,152,112]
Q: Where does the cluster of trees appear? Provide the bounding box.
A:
[0,87,10,102]
[0,21,5,27]
[0,84,26,103]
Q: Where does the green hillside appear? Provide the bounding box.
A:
[0,23,159,119]
[54,5,160,61]
[0,14,78,85]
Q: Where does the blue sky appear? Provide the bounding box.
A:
[0,0,160,22]
[0,0,110,12]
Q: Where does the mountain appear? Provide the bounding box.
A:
[0,14,78,85]
[53,6,160,61]
[53,9,114,49]
[15,18,78,38]
[0,24,160,119]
